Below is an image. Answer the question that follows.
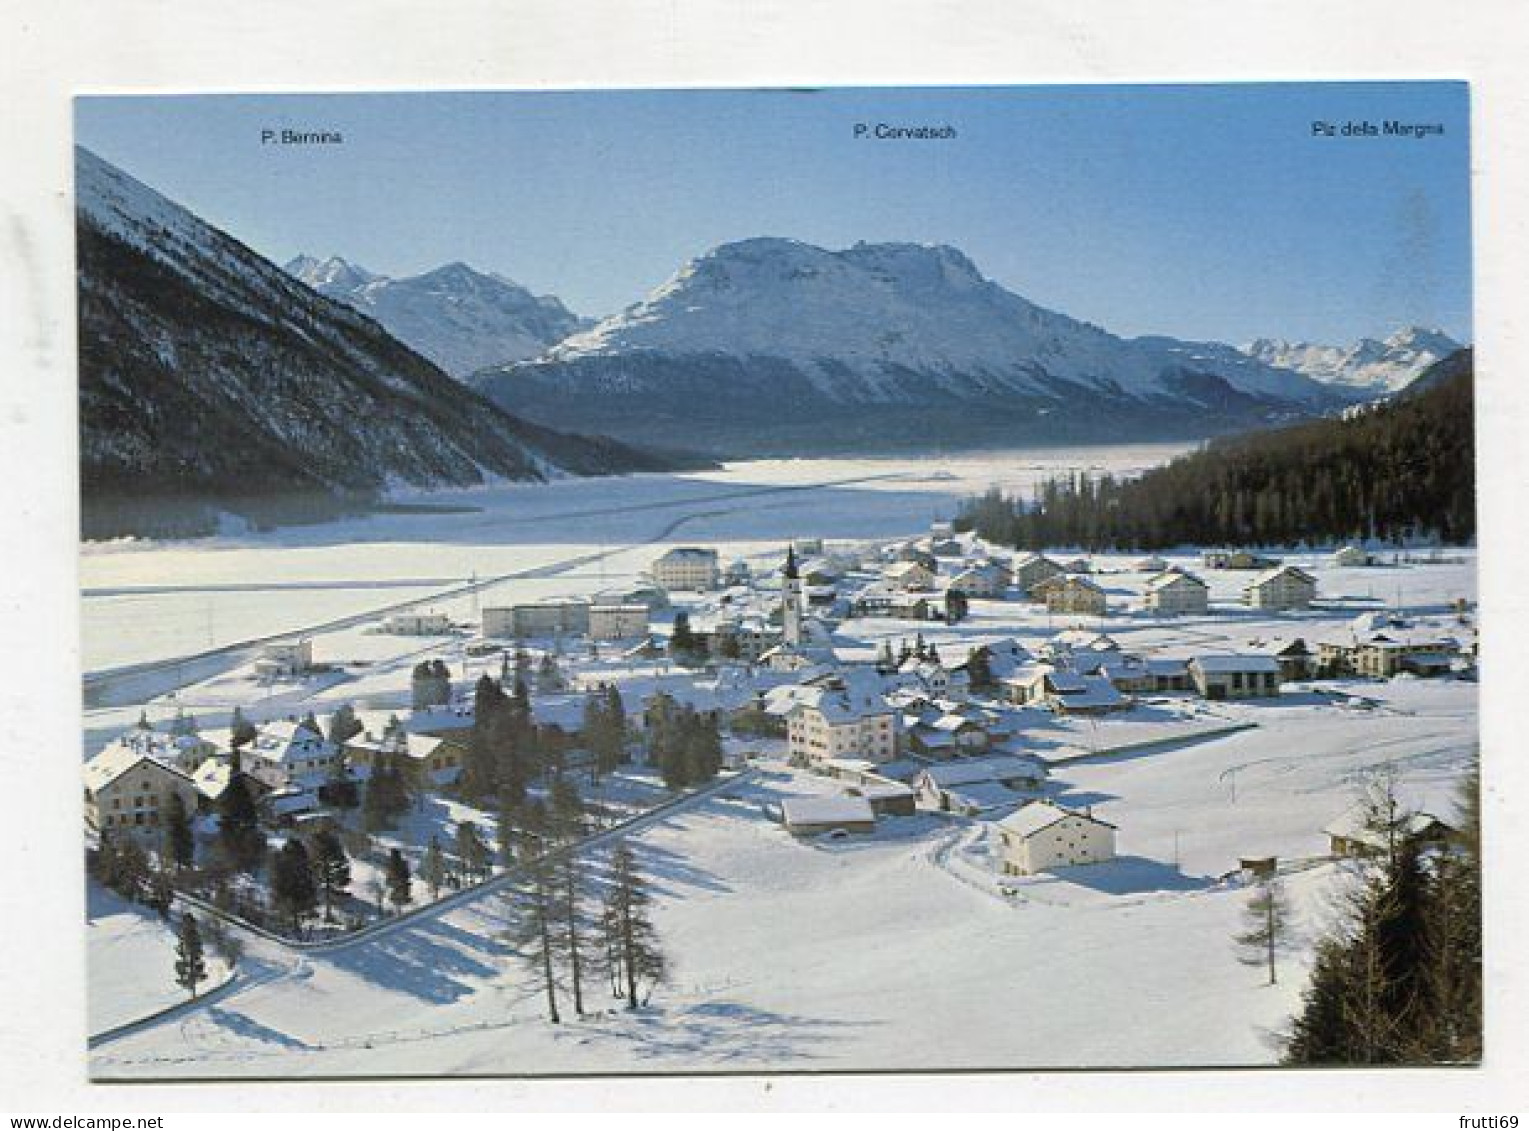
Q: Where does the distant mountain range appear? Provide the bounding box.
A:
[470,237,1359,456]
[75,148,673,538]
[1242,327,1462,397]
[285,255,589,378]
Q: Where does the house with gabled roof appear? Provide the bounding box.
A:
[995,801,1117,875]
[1144,569,1209,615]
[84,744,199,839]
[1243,564,1317,610]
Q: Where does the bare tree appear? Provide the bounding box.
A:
[1235,875,1295,985]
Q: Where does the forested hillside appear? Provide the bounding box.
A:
[958,349,1475,551]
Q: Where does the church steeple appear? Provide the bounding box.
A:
[782,544,803,646]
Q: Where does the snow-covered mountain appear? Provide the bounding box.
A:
[285,255,588,377]
[1243,327,1462,397]
[472,237,1337,456]
[75,147,669,538]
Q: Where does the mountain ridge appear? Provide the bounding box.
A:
[472,236,1344,456]
[75,147,672,539]
[285,253,589,377]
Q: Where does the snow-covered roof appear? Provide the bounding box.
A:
[916,754,1047,787]
[781,795,875,827]
[1323,804,1453,845]
[84,745,193,794]
[997,800,1114,839]
[1145,569,1207,592]
[1190,654,1282,674]
[1248,564,1317,588]
[943,780,1027,813]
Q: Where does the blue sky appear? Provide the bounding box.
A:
[75,83,1472,346]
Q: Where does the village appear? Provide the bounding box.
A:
[84,521,1478,958]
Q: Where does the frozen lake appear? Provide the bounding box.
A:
[80,444,1190,673]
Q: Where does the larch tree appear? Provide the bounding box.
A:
[270,838,317,933]
[1235,874,1295,985]
[421,835,448,900]
[174,912,208,999]
[309,829,351,922]
[385,848,413,913]
[163,791,195,871]
[602,840,667,1010]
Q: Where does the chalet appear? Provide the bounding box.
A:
[781,794,876,836]
[1005,665,1129,714]
[344,729,467,787]
[1143,569,1209,615]
[650,546,720,592]
[1039,574,1107,617]
[704,614,782,663]
[190,757,279,810]
[1243,565,1317,610]
[995,802,1117,875]
[905,711,990,758]
[1133,555,1168,572]
[1253,637,1317,681]
[898,656,952,697]
[84,745,199,839]
[948,560,1011,599]
[912,755,1048,815]
[1188,655,1282,700]
[244,718,341,788]
[1333,545,1371,567]
[883,560,936,592]
[1324,806,1457,858]
[1013,552,1065,596]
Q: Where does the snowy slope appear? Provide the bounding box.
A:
[1243,327,1463,398]
[76,147,670,537]
[286,256,588,377]
[475,238,1335,455]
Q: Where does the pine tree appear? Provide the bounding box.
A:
[327,703,364,747]
[455,821,490,885]
[174,913,208,999]
[309,830,351,922]
[669,612,700,667]
[270,839,316,932]
[944,587,969,624]
[229,706,257,749]
[966,646,994,691]
[421,835,448,900]
[385,848,413,912]
[1234,875,1294,985]
[217,776,265,873]
[603,840,667,1009]
[163,791,194,871]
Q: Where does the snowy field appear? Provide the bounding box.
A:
[89,673,1475,1077]
[80,445,1480,1076]
[87,882,231,1036]
[81,446,1187,674]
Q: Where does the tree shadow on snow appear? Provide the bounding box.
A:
[204,1006,313,1050]
[322,915,507,1005]
[584,999,869,1066]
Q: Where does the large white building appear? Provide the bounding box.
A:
[483,599,591,638]
[786,671,898,765]
[84,745,199,839]
[381,611,451,635]
[244,719,341,789]
[651,547,720,592]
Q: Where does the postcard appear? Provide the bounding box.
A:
[74,83,1477,1079]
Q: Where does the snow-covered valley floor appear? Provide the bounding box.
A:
[89,675,1475,1078]
[79,447,1479,1077]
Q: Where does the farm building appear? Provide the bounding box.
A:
[1143,570,1209,615]
[781,794,877,836]
[1243,565,1317,611]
